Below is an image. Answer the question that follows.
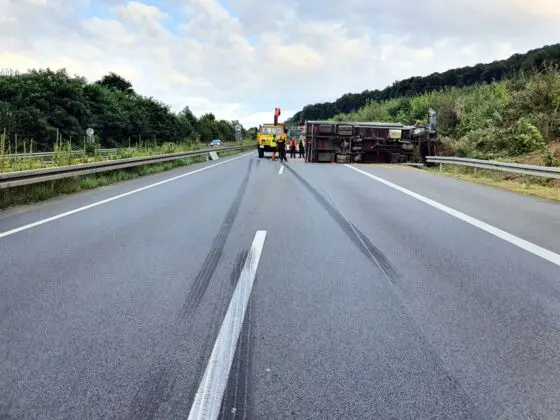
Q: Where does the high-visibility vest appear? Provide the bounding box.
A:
[271,138,277,147]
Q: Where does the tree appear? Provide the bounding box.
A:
[0,69,244,151]
[95,72,135,95]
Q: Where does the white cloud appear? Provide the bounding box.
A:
[0,0,559,126]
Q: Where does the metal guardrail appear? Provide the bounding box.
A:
[425,156,560,180]
[0,145,253,188]
[6,148,125,159]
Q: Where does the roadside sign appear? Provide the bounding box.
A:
[86,128,95,143]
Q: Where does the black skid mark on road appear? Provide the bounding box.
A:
[183,265,234,410]
[283,164,401,284]
[218,295,256,420]
[126,365,174,420]
[351,223,400,284]
[230,249,249,287]
[285,165,486,420]
[181,159,253,317]
[128,248,245,419]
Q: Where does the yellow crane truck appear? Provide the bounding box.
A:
[257,107,287,158]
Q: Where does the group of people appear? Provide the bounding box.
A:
[270,135,305,161]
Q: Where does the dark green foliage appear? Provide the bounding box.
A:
[0,68,242,151]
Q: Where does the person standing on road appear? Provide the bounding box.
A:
[289,138,296,158]
[277,137,287,162]
[298,138,305,158]
[271,135,277,160]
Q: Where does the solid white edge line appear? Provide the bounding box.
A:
[345,164,560,268]
[0,152,253,239]
[278,165,284,175]
[188,230,267,420]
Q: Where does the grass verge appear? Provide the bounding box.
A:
[427,164,560,202]
[1,148,251,210]
[0,139,257,173]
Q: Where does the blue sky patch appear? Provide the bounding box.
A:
[217,0,238,19]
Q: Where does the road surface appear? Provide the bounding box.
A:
[1,152,560,419]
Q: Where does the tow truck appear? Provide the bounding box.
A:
[256,108,287,158]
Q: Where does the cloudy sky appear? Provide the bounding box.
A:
[1,0,559,127]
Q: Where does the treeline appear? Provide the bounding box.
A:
[287,43,560,124]
[0,69,243,151]
[333,66,560,164]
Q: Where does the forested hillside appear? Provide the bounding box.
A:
[287,43,560,124]
[0,69,241,152]
[333,66,560,164]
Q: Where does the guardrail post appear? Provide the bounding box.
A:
[523,175,531,188]
[439,163,443,172]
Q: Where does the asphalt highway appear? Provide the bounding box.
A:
[1,152,560,419]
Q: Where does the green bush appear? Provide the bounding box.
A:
[543,150,560,167]
[509,117,546,155]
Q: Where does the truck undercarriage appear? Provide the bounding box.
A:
[303,119,440,165]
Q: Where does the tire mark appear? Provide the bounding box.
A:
[283,163,400,284]
[151,159,251,415]
[182,159,253,317]
[230,250,249,287]
[124,159,254,418]
[126,365,174,420]
[183,258,234,410]
[218,295,255,420]
[351,222,400,284]
[285,164,485,419]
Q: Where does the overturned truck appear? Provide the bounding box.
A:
[304,112,440,164]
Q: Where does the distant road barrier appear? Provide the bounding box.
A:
[0,145,253,188]
[426,156,560,180]
[7,148,128,159]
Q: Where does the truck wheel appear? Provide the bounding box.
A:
[258,149,264,158]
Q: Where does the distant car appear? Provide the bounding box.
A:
[209,139,221,147]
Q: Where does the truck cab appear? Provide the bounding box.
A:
[257,124,286,158]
